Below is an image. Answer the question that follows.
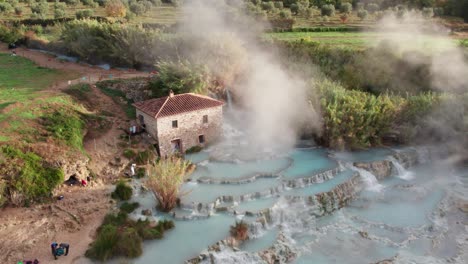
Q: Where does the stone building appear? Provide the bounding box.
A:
[133,91,224,157]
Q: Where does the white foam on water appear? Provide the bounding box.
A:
[388,157,415,180]
[350,166,384,192]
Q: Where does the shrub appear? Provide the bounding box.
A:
[54,2,66,19]
[65,0,79,6]
[273,1,283,9]
[357,9,368,20]
[318,80,402,150]
[230,221,249,241]
[279,9,292,18]
[422,7,434,18]
[290,3,298,14]
[86,212,174,261]
[0,24,23,43]
[305,7,313,18]
[135,150,154,165]
[130,2,146,15]
[30,0,48,19]
[185,145,203,154]
[261,1,275,12]
[145,157,192,212]
[136,167,146,178]
[0,3,13,13]
[123,149,136,159]
[366,3,379,14]
[106,0,127,17]
[340,2,352,14]
[433,7,443,17]
[120,201,139,213]
[14,6,23,15]
[111,181,133,201]
[76,9,94,19]
[321,4,335,17]
[150,0,162,6]
[81,0,96,6]
[96,0,108,6]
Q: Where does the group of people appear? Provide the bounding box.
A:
[51,242,70,260]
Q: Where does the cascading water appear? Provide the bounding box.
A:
[388,156,414,180]
[226,87,233,112]
[349,165,384,192]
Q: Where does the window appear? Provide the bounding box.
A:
[172,120,178,128]
[199,135,205,144]
[203,115,208,124]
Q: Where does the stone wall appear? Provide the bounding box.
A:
[136,109,157,138]
[157,106,223,157]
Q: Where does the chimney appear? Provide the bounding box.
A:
[169,90,174,97]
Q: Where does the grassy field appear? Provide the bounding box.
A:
[0,53,79,142]
[264,31,468,50]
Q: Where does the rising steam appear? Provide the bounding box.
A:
[178,0,321,153]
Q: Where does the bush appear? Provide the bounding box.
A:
[0,24,23,43]
[318,80,402,150]
[135,150,154,165]
[422,7,434,18]
[76,9,94,19]
[433,7,443,16]
[120,201,139,213]
[136,167,146,178]
[185,145,203,154]
[86,212,174,261]
[273,1,283,9]
[130,2,146,15]
[14,6,23,15]
[321,4,335,16]
[279,9,292,18]
[123,149,136,159]
[366,3,379,14]
[150,0,162,6]
[261,1,275,12]
[230,221,249,241]
[30,0,48,19]
[65,0,79,6]
[340,2,352,14]
[290,3,298,14]
[106,0,127,17]
[111,181,133,200]
[357,9,368,20]
[0,3,13,13]
[81,0,96,6]
[145,157,193,212]
[54,3,66,19]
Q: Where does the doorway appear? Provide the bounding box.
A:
[171,139,182,153]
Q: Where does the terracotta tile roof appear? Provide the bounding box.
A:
[133,93,224,118]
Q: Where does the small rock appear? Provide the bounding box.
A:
[141,209,152,216]
[359,231,370,239]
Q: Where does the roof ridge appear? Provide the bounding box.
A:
[187,93,222,102]
[154,96,170,118]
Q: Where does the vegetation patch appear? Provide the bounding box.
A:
[111,180,133,201]
[85,210,174,262]
[123,149,137,159]
[42,109,85,151]
[96,82,136,118]
[0,145,64,206]
[185,145,203,154]
[119,201,140,214]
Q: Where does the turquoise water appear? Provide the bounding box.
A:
[180,178,279,204]
[130,146,460,264]
[282,148,336,178]
[134,214,233,264]
[234,197,278,213]
[191,157,291,181]
[241,227,279,252]
[332,148,394,162]
[283,170,355,196]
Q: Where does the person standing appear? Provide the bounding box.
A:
[59,243,70,256]
[50,242,58,260]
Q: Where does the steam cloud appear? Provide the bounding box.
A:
[179,0,320,153]
[371,11,468,163]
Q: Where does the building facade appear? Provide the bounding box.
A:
[134,91,224,157]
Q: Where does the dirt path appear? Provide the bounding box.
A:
[0,45,149,264]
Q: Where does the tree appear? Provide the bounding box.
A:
[30,0,48,19]
[65,0,79,6]
[76,9,94,19]
[290,3,299,14]
[321,4,335,16]
[261,1,275,12]
[54,2,66,19]
[340,2,352,13]
[145,157,193,212]
[105,0,127,17]
[130,2,146,15]
[279,8,292,18]
[366,3,379,14]
[14,6,23,15]
[357,9,368,20]
[274,1,283,9]
[422,7,433,18]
